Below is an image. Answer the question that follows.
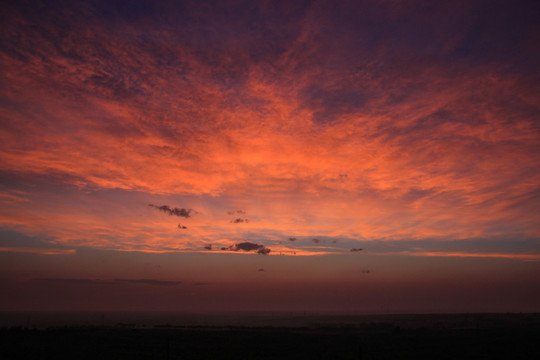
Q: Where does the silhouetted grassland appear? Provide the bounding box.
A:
[1,313,538,359]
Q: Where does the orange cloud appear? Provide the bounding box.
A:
[0,0,538,258]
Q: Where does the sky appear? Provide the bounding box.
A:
[1,0,539,313]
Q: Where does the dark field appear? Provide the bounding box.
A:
[1,313,539,359]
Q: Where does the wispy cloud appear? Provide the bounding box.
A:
[0,191,31,204]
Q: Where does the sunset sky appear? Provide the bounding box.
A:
[1,0,539,313]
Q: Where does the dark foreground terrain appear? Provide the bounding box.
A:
[1,313,539,359]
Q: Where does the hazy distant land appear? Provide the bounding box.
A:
[1,312,538,359]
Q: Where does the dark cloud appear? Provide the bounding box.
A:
[233,242,262,251]
[361,269,371,274]
[227,210,246,215]
[258,268,265,272]
[288,237,297,242]
[257,247,271,255]
[223,242,271,255]
[350,248,364,252]
[231,218,249,223]
[192,282,210,286]
[203,244,212,250]
[113,279,182,286]
[178,224,187,229]
[148,204,193,218]
[312,238,320,244]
